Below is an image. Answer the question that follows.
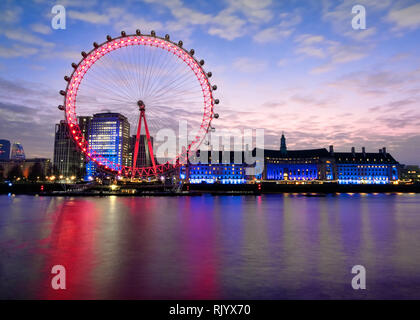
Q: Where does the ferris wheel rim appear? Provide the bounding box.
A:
[59,31,217,178]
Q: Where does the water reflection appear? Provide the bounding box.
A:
[1,194,420,299]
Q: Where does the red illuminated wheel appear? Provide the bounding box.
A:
[58,30,219,178]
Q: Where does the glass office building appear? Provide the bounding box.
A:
[10,142,25,161]
[86,113,130,178]
[0,139,11,161]
[53,117,92,178]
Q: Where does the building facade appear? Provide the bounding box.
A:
[332,147,399,184]
[53,120,81,178]
[0,139,11,161]
[10,142,25,161]
[260,135,334,182]
[262,148,334,182]
[401,165,420,183]
[87,113,130,178]
[0,158,51,180]
[53,117,92,178]
[180,150,247,184]
[178,135,401,185]
[130,134,155,168]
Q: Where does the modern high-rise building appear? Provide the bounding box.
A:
[130,134,155,168]
[54,120,78,177]
[0,139,11,161]
[53,117,92,178]
[86,113,130,178]
[78,116,92,178]
[11,142,25,160]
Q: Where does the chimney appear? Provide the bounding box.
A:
[382,147,386,154]
[362,147,366,157]
[351,147,355,156]
[329,145,334,154]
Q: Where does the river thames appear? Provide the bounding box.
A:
[1,193,420,299]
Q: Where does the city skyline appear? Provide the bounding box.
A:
[0,0,419,165]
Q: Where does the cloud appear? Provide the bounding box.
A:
[233,57,267,73]
[0,77,63,158]
[321,0,390,41]
[344,27,377,41]
[386,3,420,31]
[208,10,246,40]
[252,10,301,44]
[253,27,292,44]
[68,10,111,24]
[327,69,419,96]
[294,34,331,59]
[0,101,57,158]
[30,23,52,35]
[38,50,82,62]
[296,46,326,59]
[0,44,38,58]
[277,59,287,67]
[294,33,369,73]
[2,29,54,48]
[33,0,99,8]
[2,5,22,23]
[65,0,278,41]
[225,0,275,23]
[295,34,325,45]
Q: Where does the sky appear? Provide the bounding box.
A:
[0,0,419,165]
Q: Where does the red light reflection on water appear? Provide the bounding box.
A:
[38,199,99,299]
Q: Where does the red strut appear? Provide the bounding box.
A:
[132,100,157,175]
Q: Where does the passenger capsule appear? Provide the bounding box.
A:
[106,35,112,41]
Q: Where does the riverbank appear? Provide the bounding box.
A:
[1,182,419,196]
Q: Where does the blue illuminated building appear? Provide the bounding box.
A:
[259,135,400,184]
[333,147,399,184]
[262,149,333,181]
[86,113,130,179]
[10,142,25,161]
[179,134,400,185]
[180,150,247,184]
[260,134,334,182]
[0,139,11,161]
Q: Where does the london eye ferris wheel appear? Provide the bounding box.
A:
[58,29,219,179]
